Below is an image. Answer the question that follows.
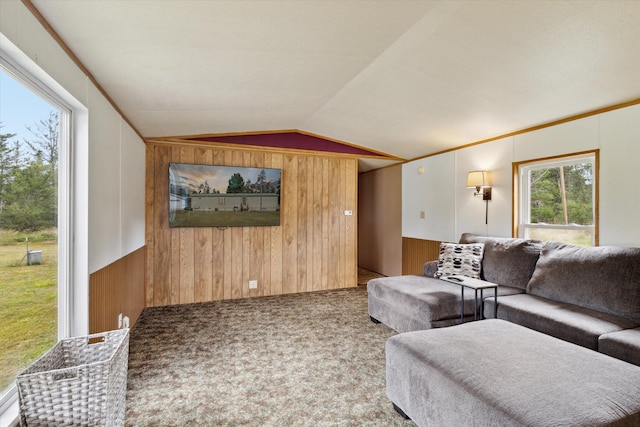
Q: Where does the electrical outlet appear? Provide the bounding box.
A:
[249,280,258,289]
[118,313,123,329]
[123,316,130,329]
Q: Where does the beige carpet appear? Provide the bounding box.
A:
[126,287,414,426]
[357,268,386,286]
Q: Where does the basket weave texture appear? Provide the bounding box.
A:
[16,328,129,427]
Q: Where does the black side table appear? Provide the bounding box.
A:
[439,275,498,322]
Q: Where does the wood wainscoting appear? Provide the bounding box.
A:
[89,246,146,334]
[402,237,441,275]
[145,143,358,307]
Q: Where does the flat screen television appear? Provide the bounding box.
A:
[169,163,281,227]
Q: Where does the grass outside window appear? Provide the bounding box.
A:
[0,229,57,392]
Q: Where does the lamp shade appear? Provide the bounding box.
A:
[467,171,489,188]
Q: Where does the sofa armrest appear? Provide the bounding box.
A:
[423,260,439,277]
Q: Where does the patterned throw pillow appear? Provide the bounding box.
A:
[435,242,484,279]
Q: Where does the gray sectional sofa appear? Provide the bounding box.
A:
[372,233,640,426]
[368,232,640,366]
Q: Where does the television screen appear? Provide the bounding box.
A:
[169,163,281,227]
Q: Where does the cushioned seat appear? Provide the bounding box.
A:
[599,327,640,366]
[386,319,640,426]
[483,293,639,350]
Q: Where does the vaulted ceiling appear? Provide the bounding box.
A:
[29,0,640,171]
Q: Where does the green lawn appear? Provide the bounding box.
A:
[172,210,280,227]
[0,232,57,391]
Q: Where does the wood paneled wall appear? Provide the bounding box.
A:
[402,237,441,275]
[145,143,358,307]
[89,246,146,333]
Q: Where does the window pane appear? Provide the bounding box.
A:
[530,163,593,225]
[0,70,59,395]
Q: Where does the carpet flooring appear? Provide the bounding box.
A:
[357,268,386,286]
[125,287,416,426]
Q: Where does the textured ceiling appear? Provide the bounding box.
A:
[30,0,640,171]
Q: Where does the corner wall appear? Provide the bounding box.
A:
[358,165,402,276]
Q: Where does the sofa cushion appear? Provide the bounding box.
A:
[599,328,640,367]
[483,293,640,350]
[459,233,541,289]
[434,242,484,279]
[526,242,640,323]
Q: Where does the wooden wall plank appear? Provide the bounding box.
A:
[305,156,314,293]
[321,158,330,289]
[145,143,358,306]
[339,159,347,287]
[270,154,283,296]
[402,237,441,275]
[194,148,214,303]
[296,156,308,293]
[144,145,155,306]
[153,145,171,306]
[179,147,195,304]
[223,150,234,300]
[211,150,226,301]
[89,246,145,334]
[328,158,340,288]
[345,158,357,286]
[282,154,298,294]
[312,157,324,291]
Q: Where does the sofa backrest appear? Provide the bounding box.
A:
[526,242,640,323]
[458,233,542,289]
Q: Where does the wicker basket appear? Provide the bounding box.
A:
[16,328,129,427]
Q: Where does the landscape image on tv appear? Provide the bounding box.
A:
[169,163,281,227]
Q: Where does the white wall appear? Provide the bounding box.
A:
[1,0,146,335]
[402,152,455,242]
[403,103,640,246]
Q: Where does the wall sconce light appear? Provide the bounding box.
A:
[466,170,492,200]
[467,170,492,224]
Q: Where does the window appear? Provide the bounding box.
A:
[515,151,598,246]
[0,58,71,414]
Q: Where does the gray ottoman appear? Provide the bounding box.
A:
[386,319,640,426]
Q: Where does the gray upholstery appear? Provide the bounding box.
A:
[367,275,476,333]
[386,319,640,427]
[599,328,640,366]
[459,232,542,289]
[527,242,640,323]
[422,260,438,277]
[367,275,524,333]
[484,293,639,350]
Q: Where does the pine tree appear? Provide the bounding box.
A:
[0,126,20,214]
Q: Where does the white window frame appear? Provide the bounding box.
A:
[0,54,73,421]
[515,151,598,246]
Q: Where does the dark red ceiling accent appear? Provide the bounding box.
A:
[184,131,386,157]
